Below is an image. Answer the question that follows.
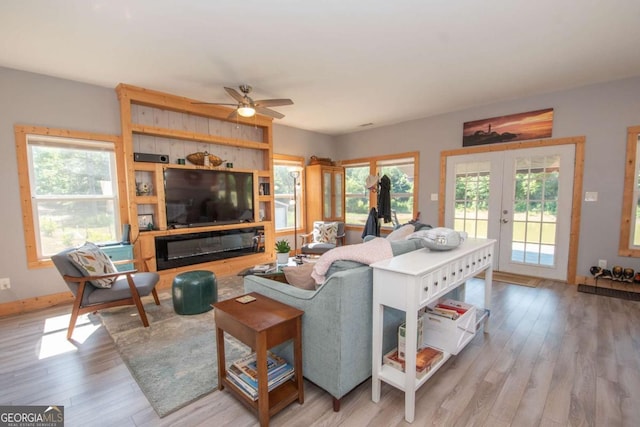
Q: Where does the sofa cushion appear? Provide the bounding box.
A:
[67,242,118,288]
[390,238,425,256]
[283,263,317,290]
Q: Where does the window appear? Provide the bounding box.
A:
[15,126,123,267]
[273,155,304,232]
[619,125,640,256]
[343,152,419,229]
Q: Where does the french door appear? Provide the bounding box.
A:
[444,144,575,280]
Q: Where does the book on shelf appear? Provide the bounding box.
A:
[226,351,295,397]
[398,314,424,361]
[252,264,271,272]
[227,364,295,399]
[435,299,473,315]
[233,351,288,380]
[383,346,444,379]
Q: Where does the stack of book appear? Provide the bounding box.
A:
[226,352,295,401]
[427,299,473,320]
[383,346,444,379]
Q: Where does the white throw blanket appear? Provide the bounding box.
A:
[311,237,393,284]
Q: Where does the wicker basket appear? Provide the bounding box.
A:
[186,152,224,166]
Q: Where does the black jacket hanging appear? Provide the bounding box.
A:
[362,207,379,238]
[377,174,392,223]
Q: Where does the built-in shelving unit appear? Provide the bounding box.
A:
[116,84,275,286]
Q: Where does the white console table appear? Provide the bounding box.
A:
[371,238,496,423]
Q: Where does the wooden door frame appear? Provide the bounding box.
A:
[439,136,585,284]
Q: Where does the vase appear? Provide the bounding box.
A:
[276,252,289,265]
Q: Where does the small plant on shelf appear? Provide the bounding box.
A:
[275,239,291,265]
[275,239,291,253]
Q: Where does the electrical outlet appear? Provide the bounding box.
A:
[598,259,607,269]
[0,277,10,290]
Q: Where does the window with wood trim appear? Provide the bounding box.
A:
[15,126,124,268]
[342,152,419,229]
[273,154,304,232]
[619,125,640,256]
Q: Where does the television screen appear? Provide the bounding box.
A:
[164,168,254,227]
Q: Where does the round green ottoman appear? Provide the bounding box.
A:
[172,270,217,315]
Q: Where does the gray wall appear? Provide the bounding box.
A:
[0,67,333,303]
[2,66,639,304]
[335,76,640,279]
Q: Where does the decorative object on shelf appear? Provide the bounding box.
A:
[138,214,154,230]
[186,152,224,167]
[226,162,233,168]
[275,239,291,265]
[308,155,334,166]
[136,182,153,196]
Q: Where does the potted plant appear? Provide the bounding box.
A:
[275,239,291,265]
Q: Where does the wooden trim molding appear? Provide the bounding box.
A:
[0,291,75,317]
[14,125,123,269]
[618,125,640,257]
[439,136,585,285]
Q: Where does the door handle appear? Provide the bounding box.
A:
[501,218,509,223]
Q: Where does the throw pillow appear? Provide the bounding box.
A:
[315,222,338,244]
[283,262,316,290]
[67,242,118,288]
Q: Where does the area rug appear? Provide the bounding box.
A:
[96,275,250,418]
[479,271,541,287]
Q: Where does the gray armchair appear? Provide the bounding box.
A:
[300,221,345,255]
[52,246,160,340]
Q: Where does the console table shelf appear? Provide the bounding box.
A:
[371,238,496,423]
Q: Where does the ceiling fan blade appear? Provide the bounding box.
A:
[192,102,238,106]
[224,87,245,103]
[227,109,238,120]
[255,106,285,119]
[253,98,294,108]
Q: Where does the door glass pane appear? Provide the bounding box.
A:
[454,161,490,238]
[511,155,560,266]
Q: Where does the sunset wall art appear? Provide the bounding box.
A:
[462,108,554,147]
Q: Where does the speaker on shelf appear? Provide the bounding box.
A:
[122,223,131,244]
[134,152,169,163]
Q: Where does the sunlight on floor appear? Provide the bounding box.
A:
[38,313,101,359]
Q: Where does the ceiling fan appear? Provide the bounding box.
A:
[195,84,293,119]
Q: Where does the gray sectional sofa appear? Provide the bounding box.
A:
[243,239,424,411]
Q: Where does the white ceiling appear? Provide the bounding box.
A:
[2,1,640,135]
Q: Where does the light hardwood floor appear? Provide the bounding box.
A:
[1,278,639,426]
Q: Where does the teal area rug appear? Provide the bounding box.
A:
[96,274,249,417]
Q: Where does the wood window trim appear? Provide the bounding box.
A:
[14,125,124,269]
[439,136,585,285]
[618,125,640,257]
[342,151,420,229]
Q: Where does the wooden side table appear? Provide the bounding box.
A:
[213,292,304,426]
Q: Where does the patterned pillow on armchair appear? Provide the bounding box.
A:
[314,222,338,244]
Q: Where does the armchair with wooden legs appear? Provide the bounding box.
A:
[52,247,160,340]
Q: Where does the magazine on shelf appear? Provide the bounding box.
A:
[383,346,444,379]
[436,299,473,314]
[227,363,295,397]
[233,351,288,380]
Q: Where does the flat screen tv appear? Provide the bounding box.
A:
[164,168,254,227]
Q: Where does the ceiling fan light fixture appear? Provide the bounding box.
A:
[237,105,256,117]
